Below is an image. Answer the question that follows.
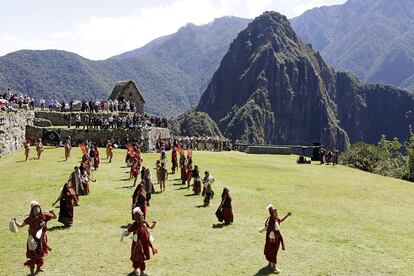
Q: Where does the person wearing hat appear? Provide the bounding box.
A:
[14,201,57,275]
[124,207,158,275]
[263,205,291,273]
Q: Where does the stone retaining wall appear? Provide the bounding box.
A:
[25,126,170,152]
[246,145,292,155]
[0,110,34,157]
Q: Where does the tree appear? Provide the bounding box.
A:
[405,127,414,181]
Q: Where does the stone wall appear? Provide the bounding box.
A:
[25,126,170,152]
[245,145,292,155]
[0,110,34,157]
[35,111,133,126]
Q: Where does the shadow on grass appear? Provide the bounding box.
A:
[115,185,134,189]
[195,204,206,208]
[253,266,274,276]
[176,187,189,190]
[120,224,131,229]
[16,160,26,163]
[48,225,70,232]
[153,191,163,194]
[184,193,198,197]
[212,223,225,229]
[172,182,183,186]
[121,178,132,181]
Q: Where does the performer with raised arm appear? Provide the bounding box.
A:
[262,205,291,273]
[14,201,57,276]
[123,207,158,276]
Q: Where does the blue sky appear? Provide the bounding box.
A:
[0,0,346,60]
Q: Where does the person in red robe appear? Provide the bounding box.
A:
[93,145,100,170]
[124,208,157,275]
[215,188,233,224]
[186,164,193,188]
[132,183,147,219]
[131,156,141,186]
[15,201,57,275]
[171,147,178,174]
[192,165,202,194]
[52,182,78,227]
[179,152,186,185]
[263,205,291,273]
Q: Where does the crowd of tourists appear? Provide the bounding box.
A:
[0,89,35,111]
[65,111,167,131]
[11,138,291,276]
[40,98,137,113]
[155,136,232,152]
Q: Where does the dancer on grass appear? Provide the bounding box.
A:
[52,182,78,227]
[171,146,178,174]
[215,188,233,224]
[24,140,30,161]
[192,165,202,195]
[64,137,72,161]
[262,205,291,273]
[14,201,57,276]
[106,139,114,163]
[158,161,168,192]
[131,156,141,186]
[123,207,158,276]
[202,171,215,207]
[143,168,155,206]
[132,183,147,219]
[36,138,43,159]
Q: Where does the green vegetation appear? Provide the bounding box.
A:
[341,132,414,181]
[169,110,222,137]
[1,148,413,275]
[0,17,250,117]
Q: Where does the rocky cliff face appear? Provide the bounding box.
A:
[197,12,348,148]
[197,12,414,149]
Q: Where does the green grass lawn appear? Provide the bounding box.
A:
[0,148,413,275]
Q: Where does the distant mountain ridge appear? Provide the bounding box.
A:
[196,11,414,148]
[291,0,414,92]
[0,16,250,116]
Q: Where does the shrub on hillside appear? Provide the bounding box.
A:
[340,142,388,174]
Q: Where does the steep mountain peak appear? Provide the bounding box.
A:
[249,11,298,44]
[197,9,414,148]
[197,11,348,148]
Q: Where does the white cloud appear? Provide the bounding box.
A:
[0,0,347,59]
[1,35,56,54]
